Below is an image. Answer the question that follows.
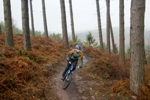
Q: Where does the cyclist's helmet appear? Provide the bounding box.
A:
[76,45,82,50]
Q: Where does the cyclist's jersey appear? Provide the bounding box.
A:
[68,49,83,59]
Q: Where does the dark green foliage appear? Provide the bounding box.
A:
[0,25,1,33]
[125,48,130,56]
[0,21,5,32]
[114,44,118,53]
[17,48,25,56]
[50,33,62,40]
[103,42,107,50]
[33,30,44,36]
[17,48,45,62]
[84,32,96,46]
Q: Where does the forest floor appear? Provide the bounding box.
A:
[0,33,150,100]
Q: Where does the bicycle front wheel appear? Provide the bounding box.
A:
[62,73,72,89]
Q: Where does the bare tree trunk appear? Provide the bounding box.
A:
[0,25,1,33]
[3,0,14,47]
[106,0,110,56]
[21,0,31,50]
[109,16,116,53]
[42,0,48,38]
[60,0,69,49]
[130,0,145,95]
[69,0,75,42]
[119,0,125,64]
[96,0,104,50]
[30,0,35,37]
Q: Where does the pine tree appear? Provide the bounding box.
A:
[3,0,14,47]
[21,0,32,50]
[130,0,146,95]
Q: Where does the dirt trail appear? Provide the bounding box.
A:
[50,56,89,100]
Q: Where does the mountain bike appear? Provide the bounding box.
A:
[62,61,75,90]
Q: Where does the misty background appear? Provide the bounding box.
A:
[0,0,150,50]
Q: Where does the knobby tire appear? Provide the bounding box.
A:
[62,73,72,89]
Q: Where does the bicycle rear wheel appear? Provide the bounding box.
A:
[62,73,72,89]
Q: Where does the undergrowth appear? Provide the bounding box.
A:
[0,33,67,100]
[0,32,150,100]
[80,46,150,100]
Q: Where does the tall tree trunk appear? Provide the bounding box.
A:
[29,0,35,37]
[106,0,110,56]
[109,16,116,53]
[119,0,125,64]
[42,0,48,38]
[3,0,14,47]
[21,0,31,50]
[69,0,75,42]
[0,24,1,33]
[130,0,145,95]
[96,0,104,50]
[60,0,69,49]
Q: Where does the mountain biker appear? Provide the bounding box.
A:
[61,45,83,80]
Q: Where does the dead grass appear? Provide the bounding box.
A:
[0,33,67,100]
[80,46,150,100]
[1,32,150,100]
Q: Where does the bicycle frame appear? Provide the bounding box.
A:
[62,63,75,89]
[65,65,74,77]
